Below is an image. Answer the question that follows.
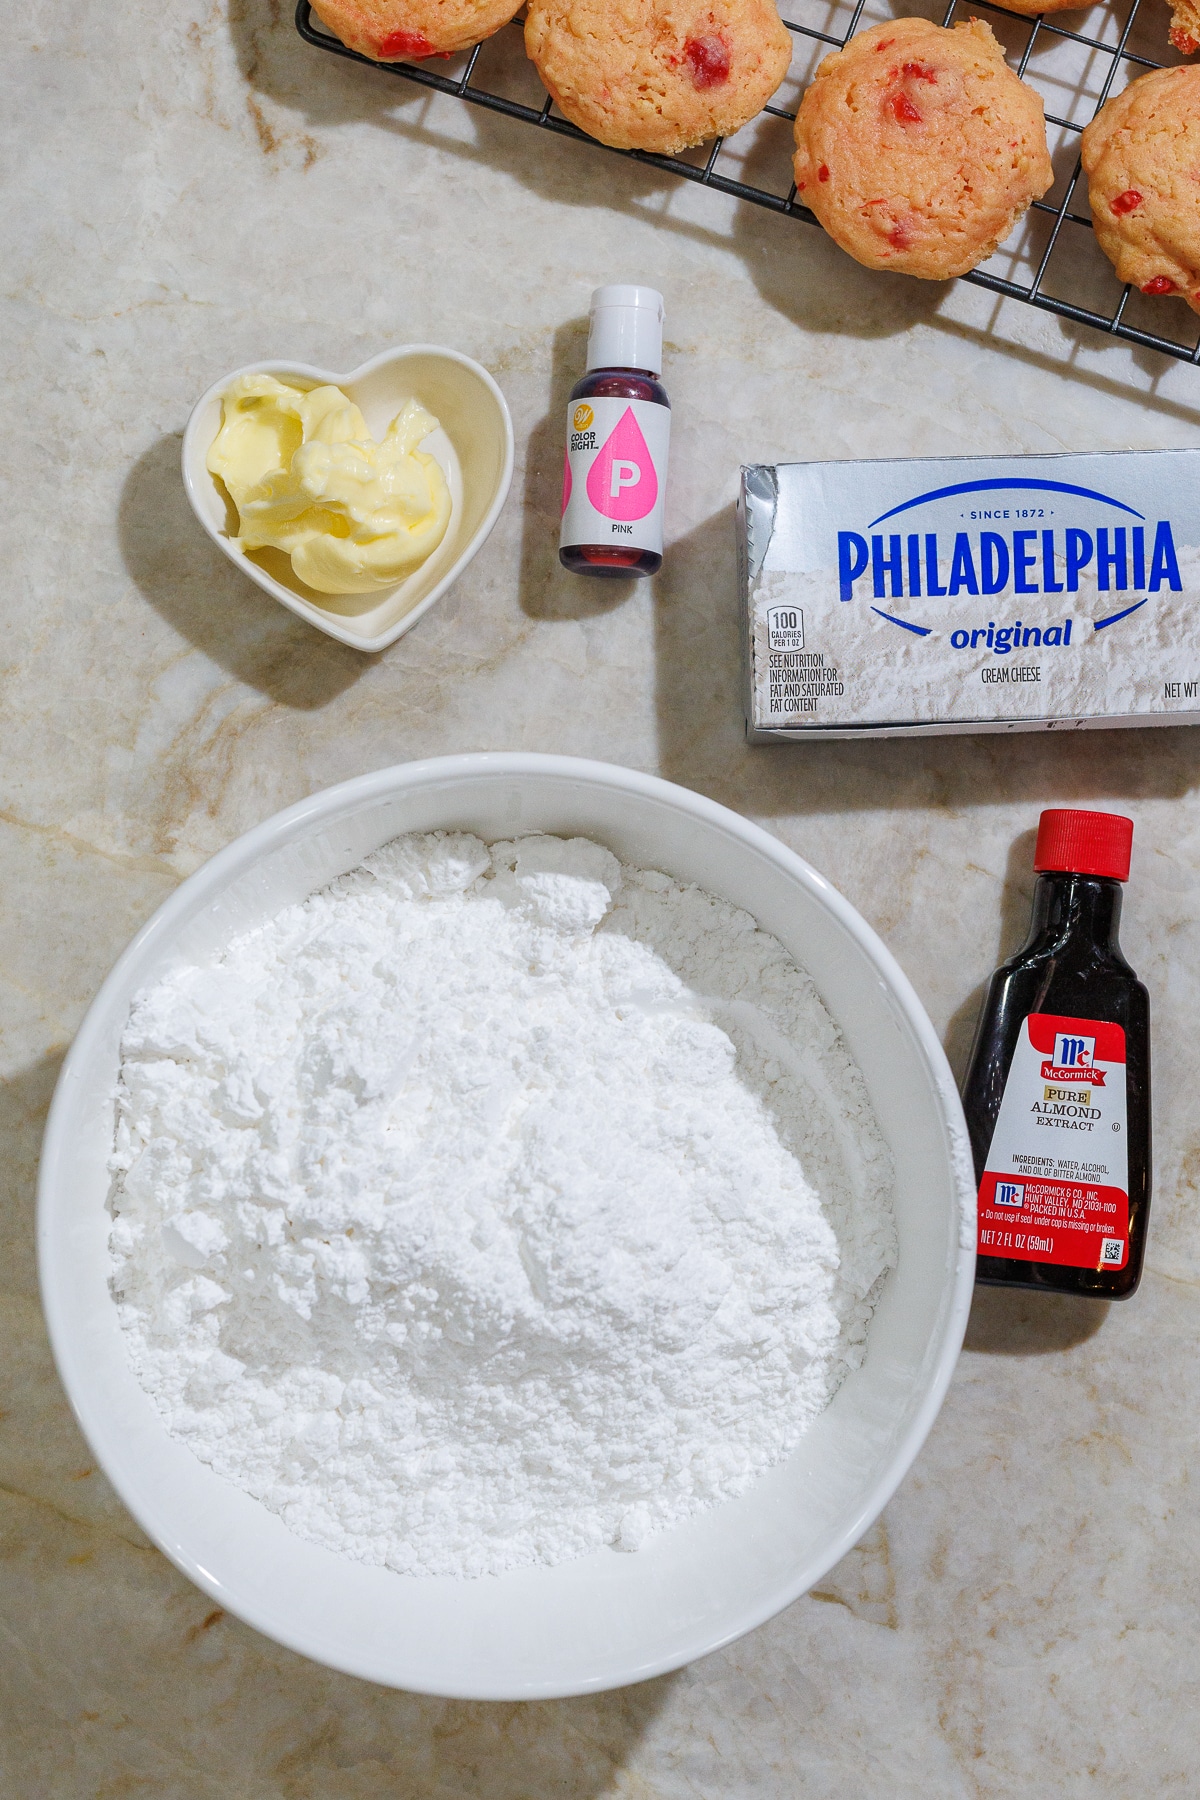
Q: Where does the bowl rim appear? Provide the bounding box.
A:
[37,753,976,1695]
[180,345,515,653]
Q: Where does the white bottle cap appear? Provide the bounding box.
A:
[585,285,665,375]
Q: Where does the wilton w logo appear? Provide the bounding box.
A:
[995,1182,1024,1207]
[1053,1032,1095,1069]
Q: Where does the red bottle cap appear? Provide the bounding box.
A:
[1033,809,1133,881]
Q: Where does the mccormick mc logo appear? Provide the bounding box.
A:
[995,1182,1024,1208]
[1041,1032,1105,1085]
[1054,1032,1094,1069]
[832,474,1182,645]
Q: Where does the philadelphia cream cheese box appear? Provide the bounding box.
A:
[738,450,1200,739]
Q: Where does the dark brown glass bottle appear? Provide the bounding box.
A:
[559,284,670,580]
[560,368,669,577]
[961,809,1151,1300]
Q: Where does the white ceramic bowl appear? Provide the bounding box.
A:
[182,348,514,652]
[38,755,974,1699]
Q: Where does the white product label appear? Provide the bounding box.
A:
[741,449,1200,733]
[560,397,670,554]
[978,1012,1129,1271]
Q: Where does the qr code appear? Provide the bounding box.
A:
[1100,1238,1125,1266]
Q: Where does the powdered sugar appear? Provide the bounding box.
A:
[109,832,896,1578]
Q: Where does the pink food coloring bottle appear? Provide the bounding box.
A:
[559,285,671,579]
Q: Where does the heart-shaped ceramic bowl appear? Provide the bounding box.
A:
[182,346,514,652]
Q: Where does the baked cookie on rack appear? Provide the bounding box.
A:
[310,0,519,61]
[1082,66,1200,311]
[980,0,1085,15]
[524,0,794,155]
[1162,0,1200,56]
[792,17,1053,281]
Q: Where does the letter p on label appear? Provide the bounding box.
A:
[837,532,869,602]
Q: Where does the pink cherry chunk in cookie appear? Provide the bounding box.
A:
[375,25,452,56]
[684,34,732,87]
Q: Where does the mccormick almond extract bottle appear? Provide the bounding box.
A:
[962,809,1151,1300]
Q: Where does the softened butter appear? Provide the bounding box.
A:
[208,374,451,594]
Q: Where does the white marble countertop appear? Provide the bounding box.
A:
[5,0,1200,1791]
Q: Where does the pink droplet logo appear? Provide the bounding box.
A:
[561,446,572,516]
[585,407,658,521]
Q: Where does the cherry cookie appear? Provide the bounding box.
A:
[980,0,1085,15]
[793,18,1053,281]
[1082,67,1200,312]
[310,0,520,61]
[524,0,794,155]
[1163,0,1200,57]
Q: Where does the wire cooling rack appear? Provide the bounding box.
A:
[297,0,1200,365]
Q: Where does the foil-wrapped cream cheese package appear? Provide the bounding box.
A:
[739,450,1200,739]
